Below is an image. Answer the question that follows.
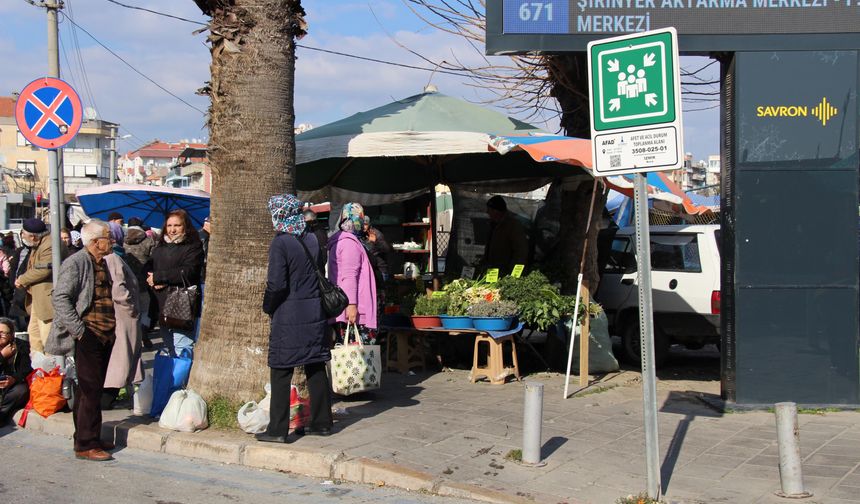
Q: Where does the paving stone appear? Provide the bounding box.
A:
[804,453,860,468]
[801,464,853,479]
[826,484,860,501]
[728,463,780,480]
[693,484,768,504]
[838,473,860,487]
[801,475,840,493]
[686,453,749,470]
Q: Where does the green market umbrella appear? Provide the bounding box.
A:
[296,88,588,204]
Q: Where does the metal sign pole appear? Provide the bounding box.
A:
[47,0,63,284]
[47,149,62,285]
[634,173,661,499]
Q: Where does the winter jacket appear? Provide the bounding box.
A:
[45,249,99,356]
[327,231,377,329]
[150,237,204,316]
[263,232,330,369]
[123,226,155,286]
[0,338,32,385]
[17,236,64,321]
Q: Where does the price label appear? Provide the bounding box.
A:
[461,266,475,280]
[431,291,446,298]
[485,269,500,283]
[511,264,525,278]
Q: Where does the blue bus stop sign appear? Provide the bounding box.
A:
[15,77,83,150]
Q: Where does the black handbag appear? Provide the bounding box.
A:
[161,273,199,329]
[295,235,349,318]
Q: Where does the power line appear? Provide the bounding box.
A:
[57,10,207,115]
[296,44,477,78]
[104,0,207,26]
[101,0,482,79]
[66,0,103,115]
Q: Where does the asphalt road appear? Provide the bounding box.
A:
[0,427,474,504]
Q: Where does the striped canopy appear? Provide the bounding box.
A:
[489,134,712,217]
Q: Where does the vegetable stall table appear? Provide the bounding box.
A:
[383,323,525,385]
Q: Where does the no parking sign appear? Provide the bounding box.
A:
[15,77,83,150]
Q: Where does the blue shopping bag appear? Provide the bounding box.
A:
[150,349,193,417]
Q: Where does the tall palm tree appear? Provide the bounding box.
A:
[188,0,307,401]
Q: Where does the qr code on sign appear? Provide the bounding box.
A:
[610,155,621,168]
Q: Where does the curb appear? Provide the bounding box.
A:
[13,410,547,504]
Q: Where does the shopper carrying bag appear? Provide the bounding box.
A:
[330,322,381,396]
[255,194,334,444]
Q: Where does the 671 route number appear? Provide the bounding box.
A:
[518,2,555,21]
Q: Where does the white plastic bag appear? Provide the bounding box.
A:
[30,352,63,373]
[158,389,208,432]
[133,372,154,416]
[237,383,271,434]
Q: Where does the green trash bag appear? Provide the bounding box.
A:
[546,311,619,373]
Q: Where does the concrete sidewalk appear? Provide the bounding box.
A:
[14,364,860,503]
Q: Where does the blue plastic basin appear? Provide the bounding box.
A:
[471,316,514,331]
[439,315,474,329]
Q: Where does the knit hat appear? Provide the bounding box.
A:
[127,217,144,227]
[267,194,306,236]
[22,218,47,234]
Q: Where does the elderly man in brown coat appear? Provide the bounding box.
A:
[15,218,62,354]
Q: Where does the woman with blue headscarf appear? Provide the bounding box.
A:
[258,194,333,443]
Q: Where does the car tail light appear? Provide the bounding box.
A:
[711,290,721,315]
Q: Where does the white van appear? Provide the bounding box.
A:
[596,224,721,366]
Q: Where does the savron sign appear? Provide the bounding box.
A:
[755,97,839,126]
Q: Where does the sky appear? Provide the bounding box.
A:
[0,0,720,162]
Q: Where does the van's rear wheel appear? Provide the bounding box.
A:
[621,321,670,368]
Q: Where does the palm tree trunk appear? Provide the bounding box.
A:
[189,0,306,401]
[546,54,607,294]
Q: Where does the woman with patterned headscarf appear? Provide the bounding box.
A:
[258,194,333,443]
[327,202,378,345]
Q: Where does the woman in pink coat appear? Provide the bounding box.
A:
[327,203,377,344]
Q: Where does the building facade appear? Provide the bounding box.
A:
[119,140,209,191]
[0,96,118,228]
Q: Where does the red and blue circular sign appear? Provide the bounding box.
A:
[15,77,83,150]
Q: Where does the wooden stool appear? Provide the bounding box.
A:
[469,334,520,385]
[385,330,426,374]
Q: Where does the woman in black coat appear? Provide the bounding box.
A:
[147,209,204,357]
[0,317,31,424]
[257,194,333,443]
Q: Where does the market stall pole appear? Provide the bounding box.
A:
[563,178,600,398]
[429,179,440,290]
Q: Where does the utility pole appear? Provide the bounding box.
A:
[45,0,64,284]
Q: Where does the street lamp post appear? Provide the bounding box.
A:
[108,129,132,184]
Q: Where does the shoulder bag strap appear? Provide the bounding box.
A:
[294,234,327,285]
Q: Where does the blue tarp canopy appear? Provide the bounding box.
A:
[76,183,210,228]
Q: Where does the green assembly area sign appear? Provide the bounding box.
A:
[592,31,675,130]
[588,28,684,176]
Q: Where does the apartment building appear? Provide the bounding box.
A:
[0,96,118,227]
[120,140,209,191]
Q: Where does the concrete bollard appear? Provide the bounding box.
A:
[774,402,813,499]
[522,381,544,465]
